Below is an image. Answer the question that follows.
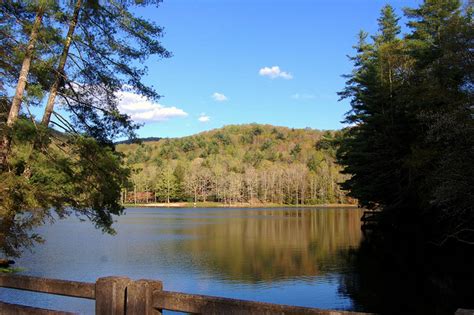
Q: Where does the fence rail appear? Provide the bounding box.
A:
[0,274,373,315]
[0,301,75,315]
[0,274,95,300]
[153,290,355,315]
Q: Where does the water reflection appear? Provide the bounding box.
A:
[1,207,364,313]
[338,235,474,315]
[3,207,471,314]
[177,208,364,283]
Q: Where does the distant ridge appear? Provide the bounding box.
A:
[115,137,162,145]
[115,123,329,144]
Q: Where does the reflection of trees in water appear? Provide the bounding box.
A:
[338,237,474,315]
[180,208,364,283]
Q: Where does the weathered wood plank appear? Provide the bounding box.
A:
[95,276,130,315]
[0,274,95,299]
[127,279,163,315]
[0,301,76,315]
[0,275,378,314]
[152,290,374,315]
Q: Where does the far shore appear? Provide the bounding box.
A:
[122,202,359,209]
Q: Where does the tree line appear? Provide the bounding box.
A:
[117,124,353,205]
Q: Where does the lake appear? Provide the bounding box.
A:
[3,207,470,314]
[0,207,367,313]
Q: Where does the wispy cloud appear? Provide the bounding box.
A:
[117,90,187,122]
[259,66,293,80]
[198,113,210,123]
[212,92,228,102]
[291,93,315,100]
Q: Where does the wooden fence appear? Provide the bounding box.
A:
[0,274,373,315]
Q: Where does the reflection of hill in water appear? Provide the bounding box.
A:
[179,208,364,283]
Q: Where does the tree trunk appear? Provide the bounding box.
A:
[166,179,170,203]
[0,6,44,170]
[134,185,137,204]
[41,0,82,126]
[7,7,44,127]
[295,186,299,205]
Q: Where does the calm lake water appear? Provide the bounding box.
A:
[0,207,365,313]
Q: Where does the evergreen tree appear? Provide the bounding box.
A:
[38,0,171,143]
[374,5,401,44]
[0,0,62,169]
[338,0,473,245]
[0,0,170,257]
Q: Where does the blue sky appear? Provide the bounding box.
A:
[114,0,420,138]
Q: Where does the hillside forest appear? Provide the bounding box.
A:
[117,124,353,206]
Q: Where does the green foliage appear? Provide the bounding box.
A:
[289,144,301,159]
[374,5,401,44]
[213,132,231,145]
[0,267,25,273]
[1,119,130,257]
[1,0,170,143]
[182,140,196,152]
[338,0,473,245]
[0,1,63,103]
[1,0,170,258]
[260,139,273,151]
[118,124,352,206]
[154,165,178,203]
[307,152,324,172]
[252,125,263,136]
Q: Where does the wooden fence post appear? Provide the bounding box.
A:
[127,279,163,315]
[95,276,131,315]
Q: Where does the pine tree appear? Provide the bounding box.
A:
[0,0,170,257]
[338,0,473,245]
[39,0,171,143]
[404,0,473,244]
[0,1,56,170]
[41,0,82,127]
[374,5,401,44]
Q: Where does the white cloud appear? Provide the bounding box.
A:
[116,90,187,122]
[259,66,293,80]
[212,92,228,102]
[198,113,210,123]
[291,93,315,100]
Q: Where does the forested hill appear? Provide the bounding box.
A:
[116,124,353,205]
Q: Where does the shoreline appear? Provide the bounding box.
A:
[122,202,359,209]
